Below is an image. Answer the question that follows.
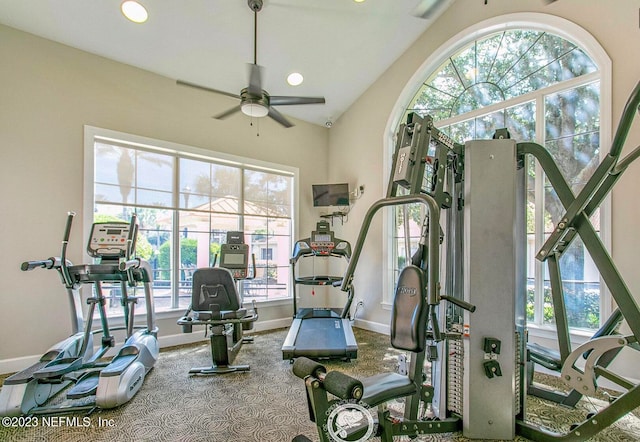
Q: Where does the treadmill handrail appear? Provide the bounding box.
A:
[340,194,441,305]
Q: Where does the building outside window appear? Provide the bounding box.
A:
[85,127,296,316]
[389,20,611,333]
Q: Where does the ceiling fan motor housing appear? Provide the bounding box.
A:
[248,0,263,12]
[241,87,270,108]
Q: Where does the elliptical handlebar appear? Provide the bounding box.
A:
[125,213,138,260]
[118,258,142,272]
[60,212,76,288]
[21,258,56,271]
[247,253,256,280]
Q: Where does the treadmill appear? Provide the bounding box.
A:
[281,221,358,361]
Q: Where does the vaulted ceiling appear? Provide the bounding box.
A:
[0,0,455,127]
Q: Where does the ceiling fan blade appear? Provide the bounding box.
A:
[213,105,242,120]
[269,96,326,106]
[411,0,443,19]
[267,106,294,128]
[177,80,240,100]
[248,64,263,96]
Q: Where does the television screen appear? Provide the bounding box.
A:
[312,183,349,207]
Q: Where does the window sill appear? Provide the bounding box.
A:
[527,323,593,347]
[377,306,594,347]
[100,297,294,322]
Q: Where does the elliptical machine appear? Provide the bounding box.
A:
[0,212,159,416]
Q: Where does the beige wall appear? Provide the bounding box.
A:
[0,24,329,365]
[329,0,640,362]
[1,0,640,375]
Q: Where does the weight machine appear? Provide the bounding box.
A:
[293,80,640,441]
[0,212,159,416]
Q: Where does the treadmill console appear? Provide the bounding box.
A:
[310,230,334,255]
[292,221,351,260]
[219,231,250,279]
[87,221,136,259]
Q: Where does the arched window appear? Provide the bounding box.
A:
[386,14,611,333]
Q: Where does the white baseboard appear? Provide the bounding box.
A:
[0,318,293,375]
[353,318,389,335]
[0,355,41,377]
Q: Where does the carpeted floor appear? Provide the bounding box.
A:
[1,327,639,442]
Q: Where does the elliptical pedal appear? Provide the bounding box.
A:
[3,361,51,385]
[66,371,101,399]
[33,357,83,379]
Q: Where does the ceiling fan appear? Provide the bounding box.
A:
[176,0,325,128]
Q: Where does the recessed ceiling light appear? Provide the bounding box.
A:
[287,72,304,86]
[121,1,148,23]
[354,0,366,3]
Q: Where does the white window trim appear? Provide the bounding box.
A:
[83,125,300,315]
[382,13,613,339]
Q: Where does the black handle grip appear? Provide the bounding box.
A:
[126,213,138,259]
[118,258,140,272]
[62,212,76,243]
[20,259,55,271]
[440,295,477,313]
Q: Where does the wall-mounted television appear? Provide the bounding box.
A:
[312,183,350,207]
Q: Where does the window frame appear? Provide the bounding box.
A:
[83,125,299,315]
[383,13,612,342]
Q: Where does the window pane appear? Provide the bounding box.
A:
[244,170,292,217]
[545,82,601,187]
[244,216,291,301]
[212,164,241,199]
[506,101,536,142]
[95,143,126,185]
[95,183,126,204]
[136,151,173,192]
[93,138,295,315]
[95,144,136,204]
[559,237,600,329]
[136,188,173,207]
[179,158,211,209]
[395,26,602,332]
[475,110,505,139]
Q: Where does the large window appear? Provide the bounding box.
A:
[85,127,296,315]
[389,20,611,332]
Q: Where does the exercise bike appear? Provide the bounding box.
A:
[177,231,258,374]
[0,212,159,416]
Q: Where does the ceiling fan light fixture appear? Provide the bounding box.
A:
[121,1,148,23]
[241,102,269,118]
[287,72,304,86]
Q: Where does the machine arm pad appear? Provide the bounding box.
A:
[324,371,363,401]
[293,357,326,379]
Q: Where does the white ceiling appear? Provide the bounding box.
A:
[0,0,454,127]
